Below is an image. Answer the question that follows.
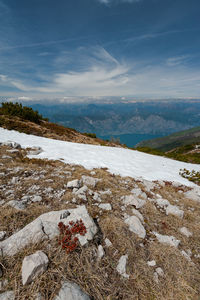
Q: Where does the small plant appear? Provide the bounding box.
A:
[58,219,87,253]
[84,132,97,138]
[179,168,200,185]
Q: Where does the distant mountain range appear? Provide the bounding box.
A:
[25,100,200,147]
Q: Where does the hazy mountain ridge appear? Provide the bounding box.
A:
[28,100,200,136]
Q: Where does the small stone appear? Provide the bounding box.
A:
[131,208,144,222]
[28,147,43,155]
[156,267,164,277]
[125,215,146,238]
[82,175,99,188]
[147,260,156,267]
[153,232,180,248]
[97,245,105,260]
[179,227,192,237]
[123,195,146,208]
[105,238,112,247]
[0,231,6,241]
[116,255,129,278]
[165,205,184,218]
[22,250,49,285]
[67,179,82,189]
[98,203,112,211]
[7,200,26,210]
[54,281,90,300]
[32,195,42,203]
[0,291,15,300]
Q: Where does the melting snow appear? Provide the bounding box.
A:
[0,128,199,186]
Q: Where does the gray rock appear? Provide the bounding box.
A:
[97,245,105,260]
[28,147,43,155]
[98,203,112,211]
[184,187,200,202]
[179,227,192,237]
[32,195,42,203]
[123,195,146,209]
[0,206,97,256]
[81,176,99,188]
[67,179,82,189]
[10,177,18,185]
[7,200,26,210]
[22,251,49,285]
[0,232,6,241]
[54,281,90,300]
[116,255,129,278]
[0,291,15,300]
[0,279,8,290]
[153,232,180,248]
[165,205,184,218]
[1,141,21,149]
[124,215,146,238]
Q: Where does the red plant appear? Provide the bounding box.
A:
[58,219,87,254]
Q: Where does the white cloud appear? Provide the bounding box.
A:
[1,47,200,98]
[166,55,190,67]
[97,0,141,5]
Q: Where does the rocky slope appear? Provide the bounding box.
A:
[0,137,200,299]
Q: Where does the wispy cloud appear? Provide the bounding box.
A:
[1,46,200,98]
[97,0,141,5]
[166,55,190,67]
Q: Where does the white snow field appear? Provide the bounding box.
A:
[0,128,199,186]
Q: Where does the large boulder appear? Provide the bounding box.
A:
[22,251,49,285]
[54,281,90,300]
[0,206,97,257]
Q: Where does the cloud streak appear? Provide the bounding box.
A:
[97,0,141,5]
[1,46,200,98]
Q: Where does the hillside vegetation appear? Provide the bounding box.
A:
[137,126,200,152]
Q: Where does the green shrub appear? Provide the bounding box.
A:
[0,102,46,124]
[84,132,97,138]
[179,168,200,185]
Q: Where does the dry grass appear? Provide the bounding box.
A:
[0,145,200,299]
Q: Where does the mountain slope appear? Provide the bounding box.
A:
[0,129,200,299]
[0,127,199,186]
[0,114,117,147]
[136,126,200,151]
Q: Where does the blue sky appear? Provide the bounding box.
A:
[0,0,200,100]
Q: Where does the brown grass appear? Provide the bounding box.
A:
[0,145,200,299]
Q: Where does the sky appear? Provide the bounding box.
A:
[0,0,200,100]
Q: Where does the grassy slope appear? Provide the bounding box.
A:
[0,114,120,147]
[137,126,200,152]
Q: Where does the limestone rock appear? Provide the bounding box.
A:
[179,227,192,237]
[0,206,97,256]
[54,281,90,300]
[125,215,146,238]
[123,195,146,209]
[105,238,112,247]
[98,203,112,211]
[116,255,129,279]
[97,245,105,260]
[153,232,180,248]
[147,260,156,267]
[165,205,184,218]
[184,187,200,202]
[22,251,49,285]
[0,232,6,241]
[81,176,99,188]
[0,291,15,300]
[67,179,82,189]
[28,147,43,155]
